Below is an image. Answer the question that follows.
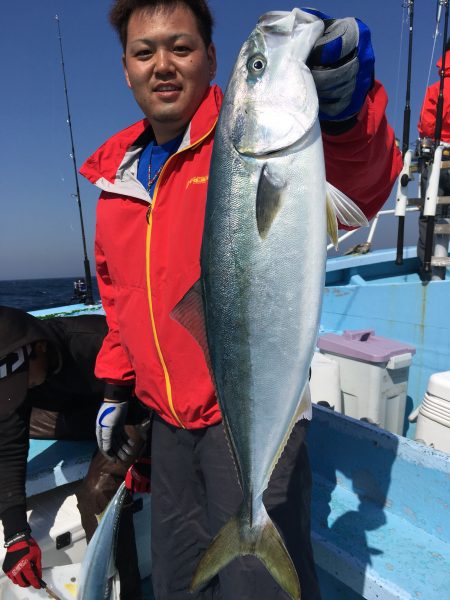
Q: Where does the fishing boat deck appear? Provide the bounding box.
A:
[27,439,95,497]
[309,406,450,599]
[22,284,450,599]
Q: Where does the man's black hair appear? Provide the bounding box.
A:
[110,0,214,50]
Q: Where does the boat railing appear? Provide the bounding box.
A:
[395,145,450,277]
[327,206,420,254]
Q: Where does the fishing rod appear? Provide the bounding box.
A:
[55,15,94,305]
[396,0,415,265]
[423,0,450,273]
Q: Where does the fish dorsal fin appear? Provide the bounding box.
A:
[256,165,286,239]
[170,281,213,375]
[326,182,369,249]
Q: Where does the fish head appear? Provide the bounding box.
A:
[225,9,324,157]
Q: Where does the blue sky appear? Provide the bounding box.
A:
[0,1,445,279]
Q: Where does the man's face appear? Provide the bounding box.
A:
[123,4,217,144]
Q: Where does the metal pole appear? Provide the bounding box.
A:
[424,0,449,273]
[55,15,94,305]
[396,0,415,265]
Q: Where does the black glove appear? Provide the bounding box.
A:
[304,8,375,132]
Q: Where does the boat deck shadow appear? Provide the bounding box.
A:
[308,405,450,599]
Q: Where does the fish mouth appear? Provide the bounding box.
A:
[231,106,317,159]
[235,129,314,160]
[237,139,301,159]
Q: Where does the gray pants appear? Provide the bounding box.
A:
[150,416,321,600]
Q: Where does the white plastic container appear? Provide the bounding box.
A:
[310,352,342,411]
[415,371,450,454]
[317,330,415,435]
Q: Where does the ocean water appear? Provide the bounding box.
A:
[0,277,100,311]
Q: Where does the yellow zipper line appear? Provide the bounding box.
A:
[145,119,218,428]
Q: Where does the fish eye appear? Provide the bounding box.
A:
[247,54,267,76]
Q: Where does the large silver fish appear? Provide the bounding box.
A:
[77,482,127,600]
[174,8,367,600]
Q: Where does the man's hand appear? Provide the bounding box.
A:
[304,8,375,126]
[125,457,151,494]
[96,400,135,462]
[2,534,42,589]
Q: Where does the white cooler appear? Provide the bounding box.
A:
[317,329,416,435]
[310,352,341,411]
[415,371,450,454]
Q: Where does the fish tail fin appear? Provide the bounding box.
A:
[190,506,300,600]
[253,515,301,600]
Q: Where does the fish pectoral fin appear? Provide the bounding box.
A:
[326,182,369,249]
[326,196,339,249]
[256,165,286,239]
[169,281,213,373]
[191,505,301,600]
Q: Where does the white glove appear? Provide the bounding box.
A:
[96,400,135,462]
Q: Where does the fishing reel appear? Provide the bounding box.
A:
[415,137,435,169]
[415,137,450,178]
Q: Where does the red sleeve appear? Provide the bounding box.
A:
[95,220,136,387]
[418,84,438,139]
[322,80,403,224]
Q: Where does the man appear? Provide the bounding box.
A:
[417,39,450,278]
[0,306,145,599]
[81,2,402,598]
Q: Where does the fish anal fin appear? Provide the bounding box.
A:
[256,165,286,239]
[191,504,300,600]
[170,281,213,374]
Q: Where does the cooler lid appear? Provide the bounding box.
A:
[427,370,450,400]
[317,329,416,363]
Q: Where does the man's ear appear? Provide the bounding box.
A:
[123,54,132,89]
[207,43,217,81]
[34,340,47,356]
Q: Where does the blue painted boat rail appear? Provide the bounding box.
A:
[309,405,450,599]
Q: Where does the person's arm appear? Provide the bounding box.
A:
[95,233,135,389]
[0,407,43,589]
[306,9,403,220]
[323,81,402,222]
[95,219,136,461]
[418,85,437,140]
[0,407,30,539]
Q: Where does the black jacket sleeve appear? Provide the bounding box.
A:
[0,405,31,539]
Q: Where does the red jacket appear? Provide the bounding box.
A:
[418,51,450,143]
[81,83,401,430]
